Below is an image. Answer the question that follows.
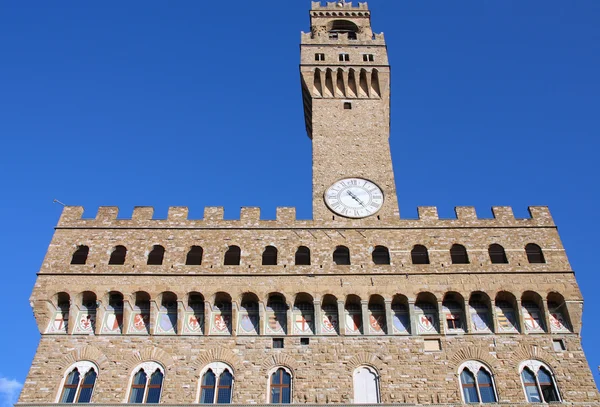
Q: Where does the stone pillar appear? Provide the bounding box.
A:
[313,299,322,335]
[122,300,133,334]
[384,300,393,335]
[286,302,293,335]
[409,301,418,336]
[516,300,526,334]
[437,301,446,335]
[337,300,346,336]
[538,300,551,333]
[204,301,211,336]
[463,300,472,333]
[176,300,185,335]
[489,302,498,333]
[67,301,78,335]
[258,302,266,335]
[361,300,369,335]
[94,300,105,335]
[149,300,159,335]
[231,301,239,336]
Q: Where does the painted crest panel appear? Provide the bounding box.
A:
[238,312,259,335]
[522,304,544,333]
[549,311,570,333]
[392,311,410,334]
[155,306,177,335]
[416,312,438,334]
[368,311,386,335]
[496,305,519,333]
[210,305,232,335]
[46,310,68,334]
[129,308,150,334]
[182,310,204,334]
[345,311,362,335]
[266,310,287,335]
[321,310,339,335]
[72,310,96,334]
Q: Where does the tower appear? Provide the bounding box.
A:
[17,2,600,407]
[300,1,399,221]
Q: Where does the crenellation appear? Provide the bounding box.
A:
[455,206,478,221]
[492,206,515,221]
[276,207,296,222]
[132,206,154,221]
[417,206,439,220]
[528,206,554,225]
[57,205,84,225]
[167,206,189,221]
[95,206,118,222]
[240,207,261,224]
[203,206,224,221]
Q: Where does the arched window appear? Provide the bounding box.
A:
[183,293,204,334]
[353,366,380,403]
[73,291,97,334]
[344,295,363,335]
[186,246,203,265]
[442,292,466,333]
[450,244,469,264]
[333,246,350,265]
[47,292,70,334]
[109,245,127,265]
[130,292,151,334]
[266,294,288,335]
[458,362,497,404]
[101,292,124,334]
[210,292,232,335]
[367,295,386,334]
[521,291,546,333]
[293,294,315,335]
[224,246,241,266]
[520,361,560,403]
[295,246,310,265]
[155,292,177,335]
[238,293,260,335]
[128,363,164,404]
[468,292,493,333]
[547,292,572,333]
[411,245,430,264]
[58,362,98,403]
[321,294,339,335]
[71,246,89,265]
[372,246,390,265]
[414,292,439,334]
[489,244,508,264]
[269,368,292,404]
[199,362,234,404]
[263,246,278,265]
[525,243,545,264]
[147,245,165,265]
[495,292,520,333]
[328,20,359,40]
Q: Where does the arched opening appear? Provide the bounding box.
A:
[459,361,497,403]
[313,69,323,97]
[47,292,70,334]
[353,366,380,403]
[295,246,310,265]
[359,69,369,97]
[71,246,89,265]
[211,292,232,335]
[336,69,345,97]
[266,293,288,335]
[442,292,466,333]
[547,292,571,332]
[468,291,493,333]
[58,362,98,403]
[321,294,339,335]
[293,293,315,335]
[262,246,278,266]
[391,294,410,334]
[347,69,358,97]
[156,292,177,335]
[333,245,350,265]
[521,291,546,333]
[128,363,164,404]
[372,246,390,265]
[108,245,127,265]
[489,244,508,264]
[525,243,545,264]
[415,292,439,334]
[520,361,560,403]
[185,246,203,265]
[147,245,165,265]
[183,292,204,335]
[269,368,292,403]
[325,68,334,97]
[224,245,241,266]
[494,291,519,333]
[238,292,260,335]
[371,69,381,97]
[73,291,97,334]
[345,294,363,335]
[411,245,430,264]
[367,295,386,334]
[328,19,359,40]
[450,244,469,264]
[101,291,124,334]
[131,292,151,334]
[199,362,234,404]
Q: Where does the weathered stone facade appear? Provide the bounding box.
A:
[18,1,599,406]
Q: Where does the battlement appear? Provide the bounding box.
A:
[57,205,555,229]
[311,1,369,11]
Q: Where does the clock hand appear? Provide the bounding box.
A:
[346,190,367,208]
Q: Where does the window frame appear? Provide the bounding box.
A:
[126,362,165,404]
[457,361,498,404]
[267,366,293,404]
[352,365,381,404]
[519,360,561,403]
[56,361,99,404]
[197,362,235,404]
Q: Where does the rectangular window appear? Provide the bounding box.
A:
[300,337,310,345]
[424,338,441,352]
[553,339,566,351]
[273,338,284,349]
[339,53,349,62]
[343,102,352,110]
[315,53,325,61]
[363,54,374,62]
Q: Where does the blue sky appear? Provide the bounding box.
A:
[1,0,599,403]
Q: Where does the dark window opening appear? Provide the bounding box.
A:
[147,245,165,265]
[71,245,89,265]
[450,244,469,264]
[333,246,350,265]
[525,243,545,264]
[273,338,284,349]
[300,337,309,346]
[295,246,311,265]
[343,102,352,109]
[262,246,278,265]
[553,339,566,351]
[339,53,350,62]
[372,246,390,265]
[363,54,374,62]
[185,246,203,265]
[489,243,508,264]
[315,53,325,61]
[411,245,430,264]
[224,245,241,265]
[328,20,359,41]
[109,245,127,265]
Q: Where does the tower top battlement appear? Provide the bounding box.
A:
[311,2,369,10]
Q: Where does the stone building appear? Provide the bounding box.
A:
[18,1,599,406]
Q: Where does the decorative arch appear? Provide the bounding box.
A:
[261,354,298,376]
[450,347,499,372]
[507,345,555,369]
[192,348,242,375]
[58,346,109,371]
[123,346,175,371]
[346,352,383,373]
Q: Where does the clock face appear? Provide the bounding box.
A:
[324,178,384,218]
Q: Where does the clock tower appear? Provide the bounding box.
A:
[300,1,399,221]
